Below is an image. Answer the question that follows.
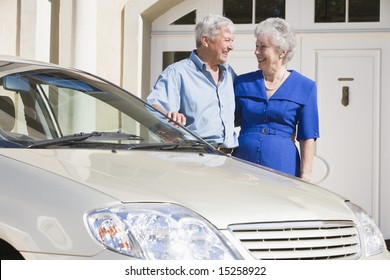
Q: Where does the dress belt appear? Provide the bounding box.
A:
[241,126,293,138]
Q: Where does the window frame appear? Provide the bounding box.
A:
[151,0,390,36]
[294,0,390,32]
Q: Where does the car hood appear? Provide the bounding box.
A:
[2,149,352,228]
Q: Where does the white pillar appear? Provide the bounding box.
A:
[0,0,18,55]
[58,0,98,132]
[15,0,51,61]
[35,0,51,62]
[72,0,97,73]
[19,1,37,59]
[58,0,74,67]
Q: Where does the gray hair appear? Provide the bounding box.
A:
[195,15,235,47]
[254,18,296,64]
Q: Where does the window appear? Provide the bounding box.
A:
[163,51,191,70]
[223,0,285,24]
[315,0,380,23]
[255,0,285,23]
[171,10,196,25]
[223,0,253,24]
[349,0,380,22]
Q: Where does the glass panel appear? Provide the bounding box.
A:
[0,63,201,149]
[223,0,253,24]
[349,0,380,22]
[163,51,191,70]
[171,10,196,25]
[255,0,285,22]
[0,90,29,136]
[315,0,346,22]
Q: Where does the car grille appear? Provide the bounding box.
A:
[228,221,361,260]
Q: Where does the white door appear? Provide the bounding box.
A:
[301,35,381,222]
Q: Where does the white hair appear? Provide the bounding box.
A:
[254,17,296,64]
[195,15,235,47]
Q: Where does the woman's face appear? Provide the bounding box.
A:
[254,36,283,72]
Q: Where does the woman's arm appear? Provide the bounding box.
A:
[299,139,315,181]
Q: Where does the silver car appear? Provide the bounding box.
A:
[0,56,389,260]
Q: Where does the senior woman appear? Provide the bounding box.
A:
[233,18,319,181]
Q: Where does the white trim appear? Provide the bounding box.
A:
[150,34,194,88]
[152,0,211,33]
[297,0,390,31]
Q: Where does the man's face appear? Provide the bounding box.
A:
[206,27,234,64]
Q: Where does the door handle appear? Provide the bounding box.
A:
[342,86,349,106]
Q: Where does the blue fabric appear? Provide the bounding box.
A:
[233,70,319,177]
[147,50,238,148]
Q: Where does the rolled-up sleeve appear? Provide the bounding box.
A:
[146,67,181,112]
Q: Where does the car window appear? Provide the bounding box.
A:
[0,64,202,150]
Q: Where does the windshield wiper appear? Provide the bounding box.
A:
[127,140,211,151]
[26,131,144,148]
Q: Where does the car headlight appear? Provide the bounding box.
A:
[85,203,242,260]
[346,202,386,257]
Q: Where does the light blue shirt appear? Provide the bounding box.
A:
[147,50,238,148]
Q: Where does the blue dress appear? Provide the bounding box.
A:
[233,70,319,177]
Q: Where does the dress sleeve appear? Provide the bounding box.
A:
[296,82,320,141]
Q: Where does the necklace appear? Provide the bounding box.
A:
[263,70,287,91]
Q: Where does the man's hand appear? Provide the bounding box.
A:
[151,104,186,126]
[166,111,186,126]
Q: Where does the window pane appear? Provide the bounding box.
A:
[171,10,196,25]
[223,0,252,24]
[349,0,380,22]
[255,0,285,23]
[163,52,191,70]
[315,0,345,22]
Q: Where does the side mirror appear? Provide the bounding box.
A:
[2,75,30,92]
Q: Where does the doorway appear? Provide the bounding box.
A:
[301,35,382,223]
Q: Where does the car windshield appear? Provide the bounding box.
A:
[0,61,213,153]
